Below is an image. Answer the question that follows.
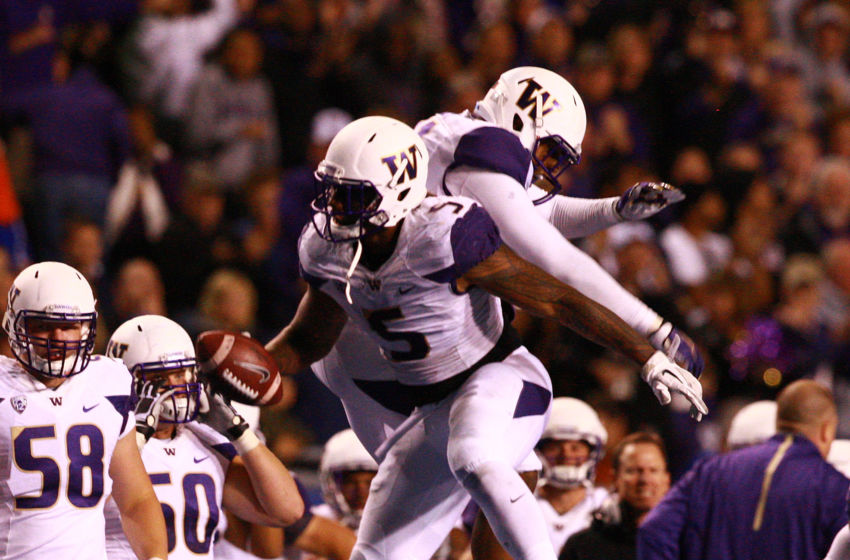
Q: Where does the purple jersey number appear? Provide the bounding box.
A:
[150,472,220,554]
[13,424,105,509]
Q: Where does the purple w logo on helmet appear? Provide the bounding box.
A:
[515,78,560,119]
[381,145,420,184]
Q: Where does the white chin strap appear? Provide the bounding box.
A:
[344,240,363,305]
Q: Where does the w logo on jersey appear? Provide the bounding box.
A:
[381,145,420,184]
[49,397,62,406]
[164,448,176,456]
[515,78,560,119]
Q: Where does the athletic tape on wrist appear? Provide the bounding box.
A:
[233,429,261,455]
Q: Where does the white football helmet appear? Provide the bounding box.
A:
[319,429,379,527]
[538,397,607,488]
[474,66,586,203]
[828,439,850,478]
[312,116,429,242]
[2,261,97,378]
[106,314,201,424]
[726,400,777,450]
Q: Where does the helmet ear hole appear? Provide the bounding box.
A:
[398,188,410,202]
[513,114,524,132]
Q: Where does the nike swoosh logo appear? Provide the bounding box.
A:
[194,456,208,464]
[233,360,271,383]
[83,403,99,413]
[509,494,523,503]
[398,285,414,294]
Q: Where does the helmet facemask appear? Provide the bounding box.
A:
[131,359,202,425]
[531,134,581,204]
[311,171,388,242]
[6,311,96,378]
[320,468,376,529]
[538,437,602,489]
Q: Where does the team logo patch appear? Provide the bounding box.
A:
[10,395,27,414]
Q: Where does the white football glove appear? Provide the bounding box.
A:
[641,351,708,421]
[615,182,685,221]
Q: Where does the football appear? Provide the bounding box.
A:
[195,330,284,406]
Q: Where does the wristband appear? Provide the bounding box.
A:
[136,431,149,452]
[233,428,261,455]
[147,557,166,560]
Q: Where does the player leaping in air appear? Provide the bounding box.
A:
[267,116,706,560]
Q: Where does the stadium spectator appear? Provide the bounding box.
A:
[186,27,279,190]
[2,47,132,260]
[103,104,181,268]
[123,0,250,143]
[638,379,850,560]
[561,431,671,560]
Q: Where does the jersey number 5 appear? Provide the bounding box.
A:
[366,307,430,361]
[13,424,105,509]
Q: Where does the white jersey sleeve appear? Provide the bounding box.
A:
[0,355,134,559]
[533,187,623,238]
[416,111,662,337]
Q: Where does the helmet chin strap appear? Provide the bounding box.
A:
[344,240,363,305]
[535,92,544,129]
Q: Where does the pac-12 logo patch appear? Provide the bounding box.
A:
[10,395,27,414]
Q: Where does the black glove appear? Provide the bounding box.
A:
[134,379,176,448]
[198,386,250,441]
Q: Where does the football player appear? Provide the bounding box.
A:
[535,398,610,555]
[0,261,168,559]
[103,314,303,559]
[416,66,701,372]
[315,429,379,530]
[266,116,707,560]
[308,67,701,559]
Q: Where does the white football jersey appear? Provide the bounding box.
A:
[537,486,609,554]
[0,355,134,559]
[311,322,407,458]
[300,196,504,387]
[416,111,534,197]
[104,422,231,559]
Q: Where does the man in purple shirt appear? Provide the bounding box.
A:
[2,47,131,260]
[638,379,849,560]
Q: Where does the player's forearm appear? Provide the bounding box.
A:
[120,494,169,560]
[464,172,661,336]
[240,445,305,525]
[550,289,655,365]
[533,187,621,238]
[265,332,308,374]
[295,516,357,560]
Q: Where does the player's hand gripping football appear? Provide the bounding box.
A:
[134,378,178,449]
[615,182,685,221]
[198,384,261,454]
[641,351,709,421]
[649,321,705,376]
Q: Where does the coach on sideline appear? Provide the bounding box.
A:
[637,379,849,560]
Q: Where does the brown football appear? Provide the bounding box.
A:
[195,330,283,406]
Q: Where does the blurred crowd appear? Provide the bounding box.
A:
[3,0,850,479]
